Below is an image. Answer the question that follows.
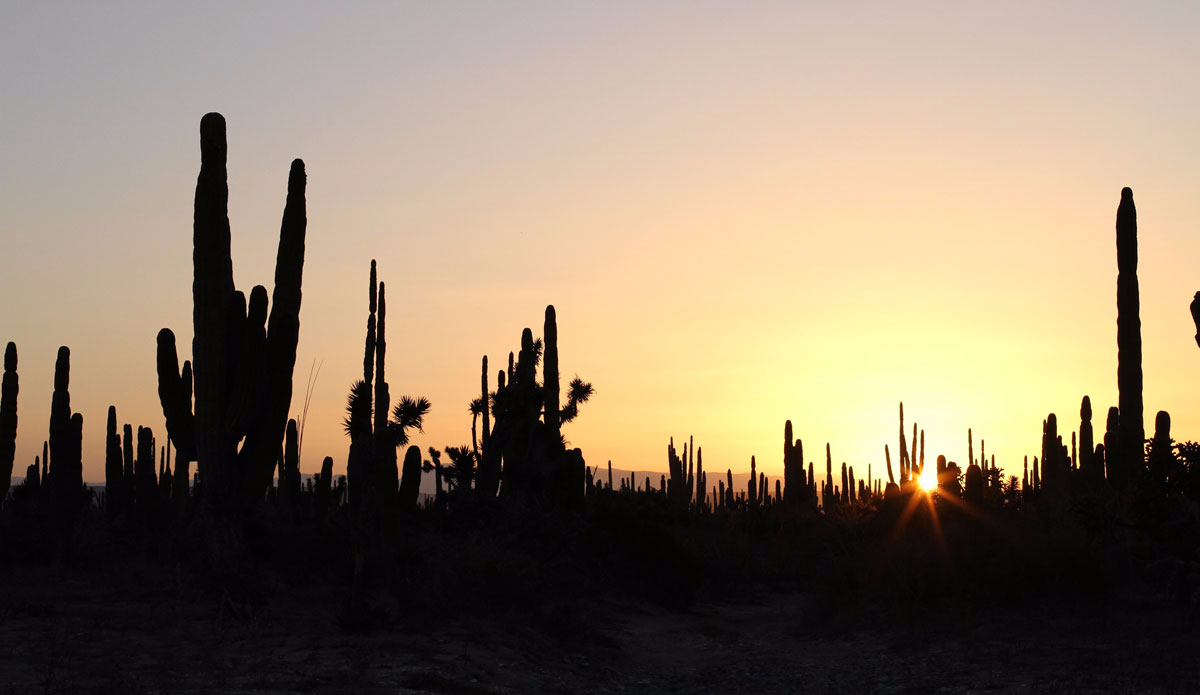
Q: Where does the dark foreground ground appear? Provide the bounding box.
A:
[2,565,1198,695]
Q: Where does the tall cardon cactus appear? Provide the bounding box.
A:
[156,113,307,514]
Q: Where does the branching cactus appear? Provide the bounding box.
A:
[48,347,84,551]
[667,438,685,505]
[156,113,307,515]
[783,420,806,508]
[344,261,430,523]
[490,306,592,507]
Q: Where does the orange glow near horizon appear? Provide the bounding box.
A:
[918,466,939,494]
[3,4,1200,497]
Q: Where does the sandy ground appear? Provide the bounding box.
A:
[2,567,1198,694]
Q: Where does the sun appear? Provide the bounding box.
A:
[918,466,938,493]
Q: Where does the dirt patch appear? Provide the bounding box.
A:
[1,567,1197,694]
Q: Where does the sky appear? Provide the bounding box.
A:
[3,1,1200,492]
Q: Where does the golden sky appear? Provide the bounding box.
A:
[3,2,1200,490]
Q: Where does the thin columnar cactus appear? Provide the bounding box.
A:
[477,356,499,495]
[1116,187,1144,482]
[105,406,122,521]
[0,342,17,506]
[280,418,300,512]
[824,443,833,507]
[748,456,757,507]
[1104,406,1120,485]
[1079,396,1094,480]
[543,306,560,445]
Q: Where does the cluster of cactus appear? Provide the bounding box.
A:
[666,436,700,509]
[782,420,817,508]
[155,112,307,517]
[478,306,592,509]
[344,260,429,529]
[101,406,186,531]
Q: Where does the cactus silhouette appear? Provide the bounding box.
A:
[1115,187,1144,484]
[783,420,806,508]
[344,261,430,522]
[487,306,592,507]
[1190,292,1200,349]
[1079,396,1095,481]
[104,406,122,521]
[1103,406,1121,486]
[48,346,84,555]
[155,113,307,518]
[0,343,17,506]
[964,461,983,504]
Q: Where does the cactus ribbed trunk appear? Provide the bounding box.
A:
[1115,187,1143,484]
